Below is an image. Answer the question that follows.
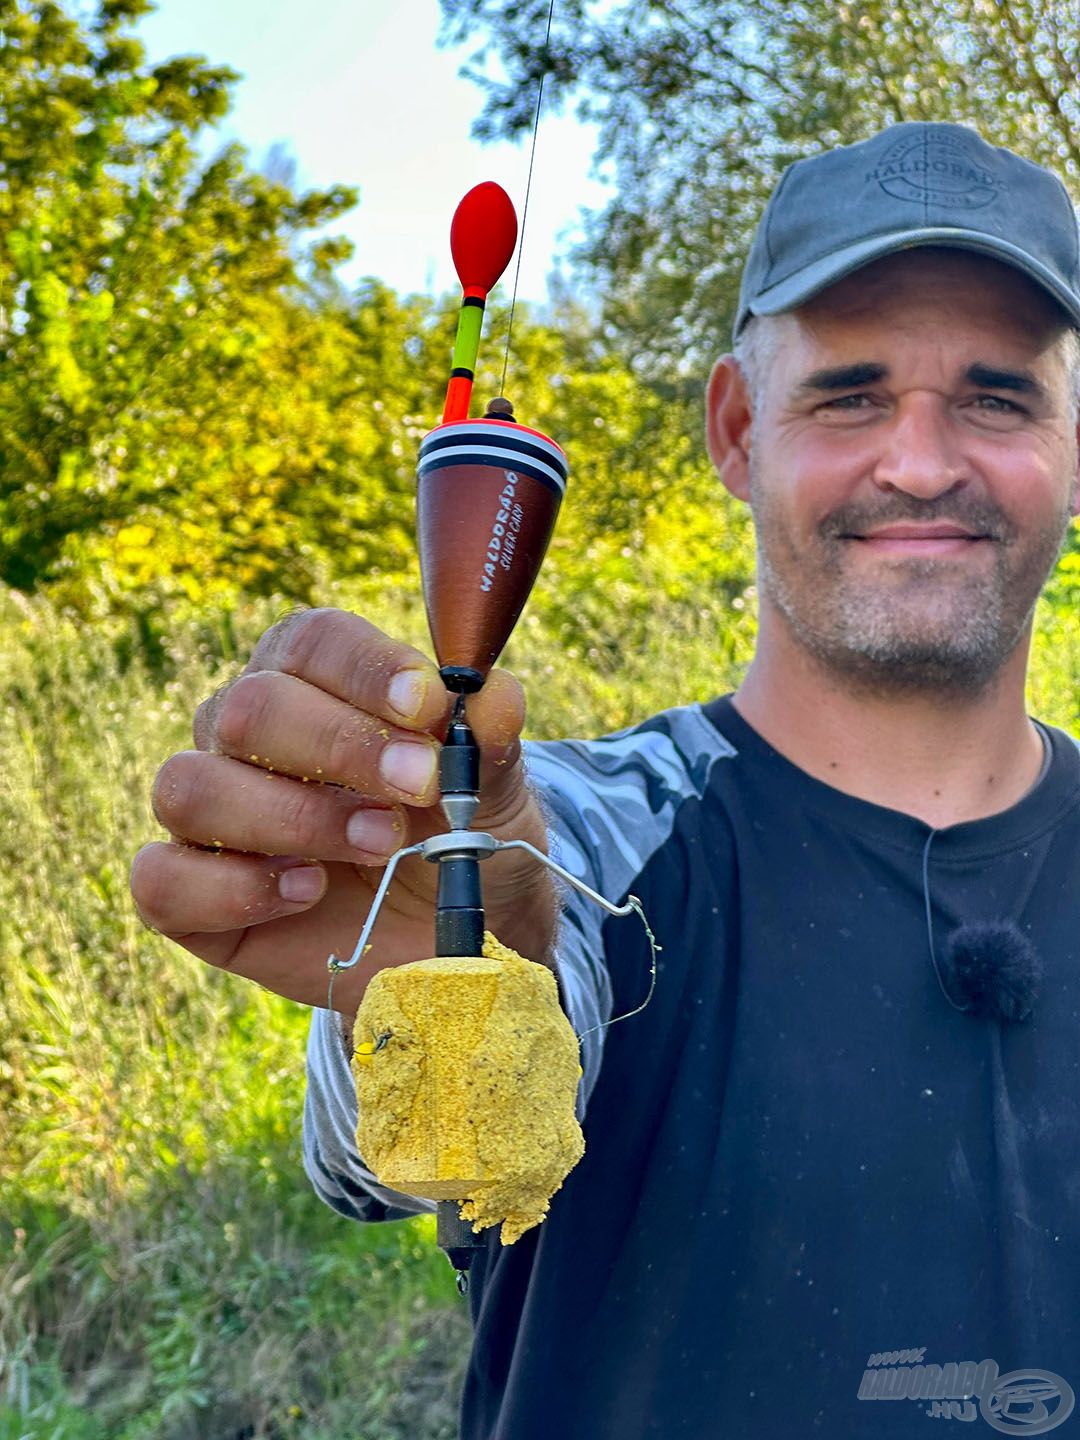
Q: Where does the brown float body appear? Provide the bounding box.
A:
[417,419,567,687]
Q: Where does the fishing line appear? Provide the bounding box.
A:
[499,0,558,399]
[921,829,961,1019]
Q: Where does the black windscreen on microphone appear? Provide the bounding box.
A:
[942,921,1042,1023]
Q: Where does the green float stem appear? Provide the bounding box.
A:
[451,297,485,376]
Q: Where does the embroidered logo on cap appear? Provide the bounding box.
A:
[866,131,1002,211]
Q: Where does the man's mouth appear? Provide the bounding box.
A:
[844,523,991,557]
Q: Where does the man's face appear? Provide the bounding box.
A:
[726,251,1080,696]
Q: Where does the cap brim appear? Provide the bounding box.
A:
[745,227,1080,330]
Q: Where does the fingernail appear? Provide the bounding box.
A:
[278,865,325,902]
[387,669,430,721]
[379,740,436,798]
[346,808,401,856]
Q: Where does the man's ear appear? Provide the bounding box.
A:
[706,355,753,501]
[1072,415,1080,518]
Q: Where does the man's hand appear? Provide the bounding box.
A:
[130,609,555,1015]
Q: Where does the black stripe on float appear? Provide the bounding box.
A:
[417,441,567,493]
[417,452,565,498]
[449,367,474,379]
[420,427,568,480]
[462,296,486,309]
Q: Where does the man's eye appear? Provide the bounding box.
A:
[820,393,871,411]
[974,394,1023,413]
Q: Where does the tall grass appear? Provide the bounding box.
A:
[0,587,469,1440]
[0,579,1076,1438]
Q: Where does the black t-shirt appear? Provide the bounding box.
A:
[304,698,1080,1438]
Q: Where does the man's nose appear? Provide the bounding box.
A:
[871,393,968,499]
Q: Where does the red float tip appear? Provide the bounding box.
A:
[450,182,519,296]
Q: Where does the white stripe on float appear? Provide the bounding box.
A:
[418,444,567,492]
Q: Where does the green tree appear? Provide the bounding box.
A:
[0,0,356,600]
[0,0,755,626]
[441,0,1080,380]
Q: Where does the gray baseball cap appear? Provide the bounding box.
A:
[735,122,1080,335]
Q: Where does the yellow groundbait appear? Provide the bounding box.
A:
[353,933,585,1245]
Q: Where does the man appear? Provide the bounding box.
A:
[131,123,1080,1436]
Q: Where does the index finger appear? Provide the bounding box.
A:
[247,608,449,733]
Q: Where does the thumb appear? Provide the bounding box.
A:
[463,668,531,824]
[465,670,551,913]
[465,666,526,751]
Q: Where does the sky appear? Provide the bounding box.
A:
[136,0,608,304]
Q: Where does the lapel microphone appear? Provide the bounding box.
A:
[940,920,1042,1023]
[922,833,1042,1023]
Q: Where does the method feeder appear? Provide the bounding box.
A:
[330,182,648,1292]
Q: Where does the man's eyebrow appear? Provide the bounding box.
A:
[965,363,1047,400]
[792,363,887,395]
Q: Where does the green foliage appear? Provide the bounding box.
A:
[0,1,759,629]
[441,0,1080,377]
[0,0,356,602]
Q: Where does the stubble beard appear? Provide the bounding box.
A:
[750,474,1073,700]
